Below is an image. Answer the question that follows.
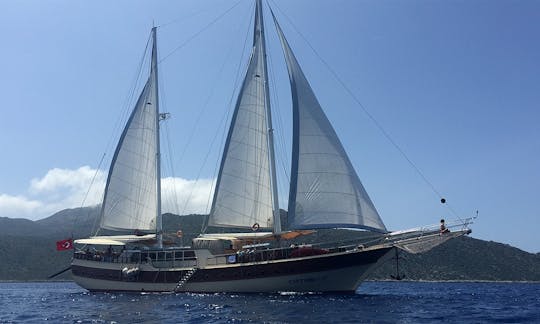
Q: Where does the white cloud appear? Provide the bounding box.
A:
[0,166,106,220]
[30,166,101,194]
[29,166,106,207]
[161,177,215,215]
[0,166,215,221]
[0,194,43,219]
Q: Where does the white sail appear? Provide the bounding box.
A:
[100,30,159,232]
[271,11,387,233]
[207,1,274,230]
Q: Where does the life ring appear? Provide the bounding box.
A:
[252,223,260,232]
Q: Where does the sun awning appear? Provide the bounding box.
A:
[197,230,315,242]
[279,230,315,240]
[74,234,156,246]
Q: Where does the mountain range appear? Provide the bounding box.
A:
[0,207,538,282]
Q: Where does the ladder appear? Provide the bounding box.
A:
[174,268,197,292]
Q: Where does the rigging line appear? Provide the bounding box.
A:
[203,1,256,225]
[73,30,152,239]
[163,119,182,215]
[262,1,290,209]
[266,47,291,210]
[156,5,212,29]
[158,0,243,64]
[162,1,253,227]
[155,60,182,216]
[104,31,153,160]
[88,30,153,239]
[174,2,252,172]
[71,153,107,238]
[202,4,257,234]
[266,45,290,186]
[270,1,463,221]
[179,133,218,218]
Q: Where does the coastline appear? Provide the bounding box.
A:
[2,279,539,284]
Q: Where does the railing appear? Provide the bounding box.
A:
[74,218,474,268]
[385,217,475,242]
[204,243,364,267]
[202,218,475,267]
[73,249,197,268]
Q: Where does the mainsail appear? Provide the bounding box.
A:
[271,11,387,233]
[207,1,277,230]
[100,28,160,232]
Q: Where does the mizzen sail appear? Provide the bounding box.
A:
[271,11,387,233]
[100,30,160,232]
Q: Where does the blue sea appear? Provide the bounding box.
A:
[0,281,538,323]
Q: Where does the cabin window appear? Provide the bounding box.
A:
[157,252,165,261]
[184,251,196,260]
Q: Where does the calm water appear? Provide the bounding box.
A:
[0,281,538,323]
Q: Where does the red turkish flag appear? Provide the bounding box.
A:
[56,238,73,251]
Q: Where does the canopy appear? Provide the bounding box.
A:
[197,230,315,242]
[74,234,156,246]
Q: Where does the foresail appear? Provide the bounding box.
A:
[100,32,159,232]
[271,11,387,233]
[208,1,274,230]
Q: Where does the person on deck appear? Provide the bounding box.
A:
[440,219,450,234]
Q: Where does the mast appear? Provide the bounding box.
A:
[151,27,163,248]
[256,0,281,234]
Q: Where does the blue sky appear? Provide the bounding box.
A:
[0,0,538,253]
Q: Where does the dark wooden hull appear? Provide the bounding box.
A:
[71,246,393,293]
